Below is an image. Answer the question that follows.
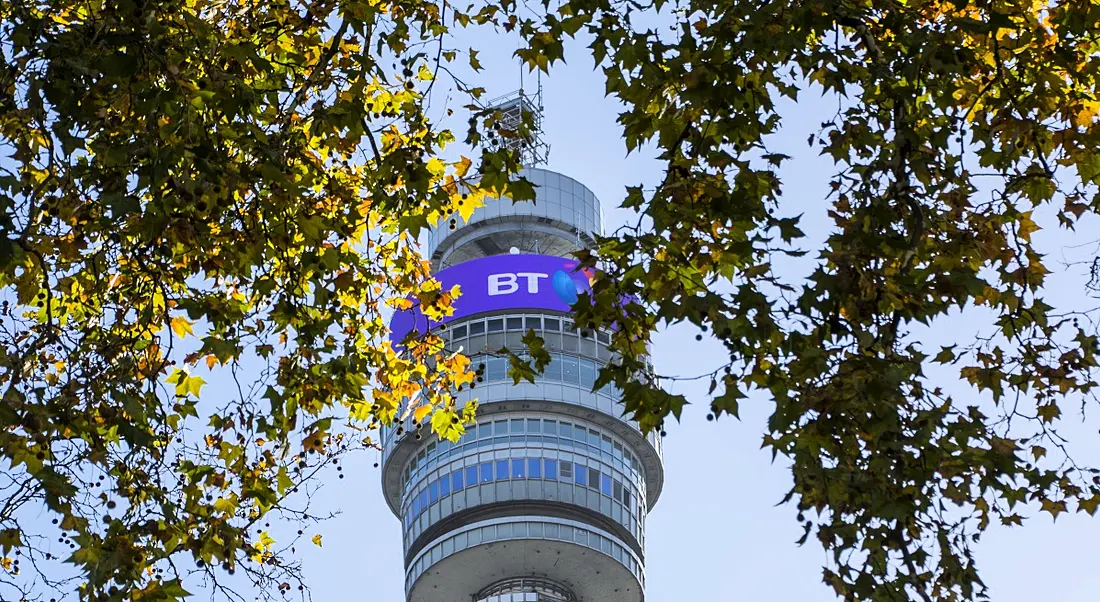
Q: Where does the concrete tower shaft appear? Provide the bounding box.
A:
[381,168,663,602]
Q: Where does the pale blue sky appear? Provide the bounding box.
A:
[281,27,1100,602]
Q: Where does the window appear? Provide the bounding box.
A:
[525,316,541,330]
[495,459,509,479]
[588,429,600,448]
[465,466,478,487]
[562,356,580,383]
[487,318,504,333]
[510,418,524,433]
[429,481,439,503]
[545,459,558,480]
[575,465,587,486]
[601,435,614,454]
[512,458,525,478]
[588,468,601,491]
[528,458,542,478]
[542,420,557,436]
[419,489,428,510]
[580,360,596,389]
[597,331,611,345]
[574,425,587,442]
[527,418,541,433]
[507,317,524,330]
[495,419,509,435]
[601,474,613,496]
[544,318,561,331]
[614,480,623,501]
[479,422,492,438]
[559,461,572,479]
[480,462,493,483]
[452,469,464,491]
[452,325,467,339]
[468,321,485,335]
[564,319,575,332]
[486,357,506,381]
[544,354,562,380]
[440,475,451,497]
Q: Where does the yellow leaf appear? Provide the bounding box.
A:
[458,189,485,222]
[311,534,323,547]
[1075,100,1100,127]
[205,355,218,370]
[454,156,473,178]
[413,404,432,423]
[426,157,446,176]
[257,531,275,552]
[417,64,434,82]
[170,316,194,339]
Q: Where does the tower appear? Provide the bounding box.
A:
[380,91,664,602]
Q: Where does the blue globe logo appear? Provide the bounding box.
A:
[551,270,579,304]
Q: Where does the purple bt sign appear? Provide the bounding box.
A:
[388,254,597,343]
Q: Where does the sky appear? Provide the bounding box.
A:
[279,23,1100,602]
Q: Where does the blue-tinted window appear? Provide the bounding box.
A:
[411,497,419,516]
[495,460,509,479]
[495,420,508,435]
[588,429,600,448]
[487,357,506,380]
[544,355,562,380]
[542,420,556,436]
[575,465,587,486]
[479,422,492,438]
[480,462,493,483]
[562,356,580,383]
[440,475,451,497]
[580,360,596,389]
[528,458,542,478]
[429,481,439,503]
[452,470,464,491]
[510,419,524,433]
[575,425,587,442]
[544,459,558,480]
[601,474,613,496]
[512,459,525,478]
[601,435,613,454]
[419,490,428,510]
[465,466,478,487]
[527,418,541,433]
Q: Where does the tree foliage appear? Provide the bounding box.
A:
[509,0,1100,600]
[3,0,1100,601]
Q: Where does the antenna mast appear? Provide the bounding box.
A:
[483,74,550,167]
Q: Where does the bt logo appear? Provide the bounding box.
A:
[487,270,586,304]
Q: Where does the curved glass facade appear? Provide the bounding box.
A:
[381,169,662,602]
